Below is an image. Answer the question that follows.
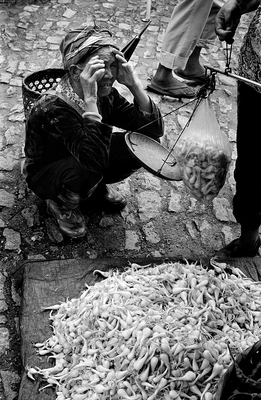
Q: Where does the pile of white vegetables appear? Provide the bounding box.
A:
[27,261,261,400]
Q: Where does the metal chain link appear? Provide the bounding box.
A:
[225,40,234,73]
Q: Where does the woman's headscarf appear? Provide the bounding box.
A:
[60,26,119,70]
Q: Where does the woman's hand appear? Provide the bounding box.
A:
[79,55,105,103]
[112,49,137,88]
[112,49,152,113]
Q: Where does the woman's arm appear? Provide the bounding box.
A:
[113,49,152,113]
[101,88,164,140]
[126,78,152,114]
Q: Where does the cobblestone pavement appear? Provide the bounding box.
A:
[0,0,254,397]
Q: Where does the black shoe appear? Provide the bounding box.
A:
[101,185,127,212]
[82,185,127,213]
[46,199,86,238]
[214,236,261,259]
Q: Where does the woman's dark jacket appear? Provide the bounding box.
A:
[24,87,164,180]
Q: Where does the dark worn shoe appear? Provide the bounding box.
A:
[214,236,261,259]
[101,186,127,212]
[46,199,86,238]
[82,185,127,213]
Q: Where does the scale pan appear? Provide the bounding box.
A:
[125,132,180,181]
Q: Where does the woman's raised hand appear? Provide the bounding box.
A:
[112,49,136,88]
[80,55,105,102]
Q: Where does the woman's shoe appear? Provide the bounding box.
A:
[46,199,86,238]
[82,184,127,213]
[101,185,127,212]
[215,236,261,259]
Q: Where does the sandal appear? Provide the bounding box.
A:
[174,69,207,86]
[146,81,197,99]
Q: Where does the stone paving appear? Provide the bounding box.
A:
[0,0,254,398]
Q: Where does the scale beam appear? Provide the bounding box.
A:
[204,65,261,89]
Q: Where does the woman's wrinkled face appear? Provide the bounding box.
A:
[80,46,118,97]
[95,47,118,97]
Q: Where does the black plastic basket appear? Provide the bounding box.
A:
[22,68,66,119]
[215,338,261,400]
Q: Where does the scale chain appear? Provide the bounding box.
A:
[225,40,233,73]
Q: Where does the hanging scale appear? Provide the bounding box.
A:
[125,40,261,182]
[204,40,261,89]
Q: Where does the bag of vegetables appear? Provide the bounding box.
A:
[174,97,231,202]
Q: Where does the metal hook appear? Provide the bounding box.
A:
[225,40,233,74]
[197,69,216,98]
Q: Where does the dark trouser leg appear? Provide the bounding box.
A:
[27,156,101,201]
[26,156,101,237]
[233,82,261,230]
[87,132,142,211]
[103,132,141,184]
[27,137,140,213]
[215,83,261,256]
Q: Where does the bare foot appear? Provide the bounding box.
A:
[175,47,206,83]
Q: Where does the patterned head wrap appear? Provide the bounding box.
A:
[60,27,119,70]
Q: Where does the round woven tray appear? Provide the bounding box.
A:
[22,68,66,119]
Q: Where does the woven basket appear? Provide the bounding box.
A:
[22,68,66,119]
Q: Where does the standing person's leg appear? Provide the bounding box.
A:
[148,0,214,97]
[161,0,214,71]
[216,82,261,257]
[177,1,220,79]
